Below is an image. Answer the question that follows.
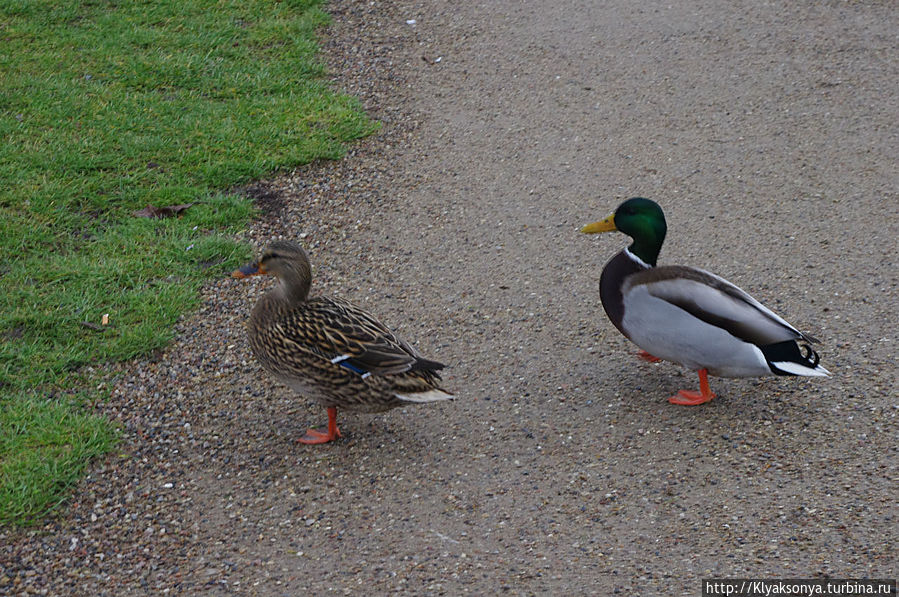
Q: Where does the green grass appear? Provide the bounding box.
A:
[0,393,117,525]
[0,0,376,525]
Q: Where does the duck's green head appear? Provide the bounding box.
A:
[580,197,667,266]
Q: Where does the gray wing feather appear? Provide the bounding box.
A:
[629,266,807,346]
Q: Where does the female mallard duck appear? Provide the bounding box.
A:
[233,240,452,443]
[580,198,829,405]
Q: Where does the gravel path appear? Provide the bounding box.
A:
[2,1,896,595]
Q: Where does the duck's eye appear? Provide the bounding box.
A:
[263,252,280,262]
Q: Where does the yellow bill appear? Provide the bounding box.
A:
[580,213,617,234]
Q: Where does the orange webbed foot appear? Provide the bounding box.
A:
[297,428,341,444]
[667,369,716,406]
[637,350,662,363]
[668,389,716,406]
[296,406,342,444]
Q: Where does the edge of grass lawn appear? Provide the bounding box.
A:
[0,0,378,526]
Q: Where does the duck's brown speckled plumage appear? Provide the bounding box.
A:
[248,293,448,413]
[235,241,452,438]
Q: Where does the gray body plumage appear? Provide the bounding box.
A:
[601,249,829,378]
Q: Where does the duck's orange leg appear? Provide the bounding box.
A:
[668,369,717,406]
[298,406,342,444]
[637,350,662,363]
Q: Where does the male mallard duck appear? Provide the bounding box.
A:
[233,240,453,443]
[580,198,829,405]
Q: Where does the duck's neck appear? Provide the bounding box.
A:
[599,249,651,339]
[627,237,661,268]
[277,269,311,305]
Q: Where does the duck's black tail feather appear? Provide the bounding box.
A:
[761,341,830,377]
